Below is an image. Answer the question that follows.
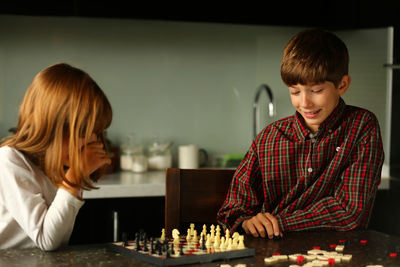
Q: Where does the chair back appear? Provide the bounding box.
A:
[165,168,235,236]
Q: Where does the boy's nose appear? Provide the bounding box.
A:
[301,93,313,107]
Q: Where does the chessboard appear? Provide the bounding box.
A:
[108,224,255,266]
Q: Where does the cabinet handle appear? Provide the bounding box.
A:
[113,211,119,242]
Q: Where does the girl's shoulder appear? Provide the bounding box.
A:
[0,146,33,171]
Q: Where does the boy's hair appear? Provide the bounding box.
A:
[281,29,349,88]
[1,63,112,190]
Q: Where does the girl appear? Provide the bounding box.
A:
[0,63,112,250]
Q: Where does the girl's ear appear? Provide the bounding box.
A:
[338,75,351,95]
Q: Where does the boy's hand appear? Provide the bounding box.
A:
[242,212,282,239]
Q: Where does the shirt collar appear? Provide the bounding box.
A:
[293,97,346,141]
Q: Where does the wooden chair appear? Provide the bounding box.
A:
[165,168,235,236]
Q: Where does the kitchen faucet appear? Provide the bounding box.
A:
[253,84,274,139]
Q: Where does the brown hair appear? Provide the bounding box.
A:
[1,63,112,190]
[281,29,349,87]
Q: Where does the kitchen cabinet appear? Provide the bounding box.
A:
[70,196,164,245]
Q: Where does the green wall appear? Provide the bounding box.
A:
[0,15,390,167]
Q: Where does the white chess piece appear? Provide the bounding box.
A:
[206,234,211,247]
[160,228,165,242]
[202,224,207,237]
[172,229,180,244]
[227,238,233,250]
[186,229,191,242]
[190,223,195,236]
[238,235,245,249]
[213,235,221,248]
[219,237,226,249]
[225,229,230,241]
[192,230,198,243]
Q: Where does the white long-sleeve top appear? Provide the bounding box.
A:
[0,146,84,251]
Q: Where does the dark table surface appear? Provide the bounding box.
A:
[1,230,399,267]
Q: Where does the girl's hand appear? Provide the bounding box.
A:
[242,212,282,239]
[80,141,111,177]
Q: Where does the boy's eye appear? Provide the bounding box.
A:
[290,91,300,95]
[312,89,323,93]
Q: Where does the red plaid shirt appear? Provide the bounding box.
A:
[217,98,384,232]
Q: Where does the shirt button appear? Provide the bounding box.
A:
[328,129,332,133]
[308,167,313,173]
[336,147,340,152]
[311,138,316,143]
[309,133,315,138]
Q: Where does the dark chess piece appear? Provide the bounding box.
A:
[201,239,206,250]
[135,234,141,251]
[149,237,154,254]
[171,243,175,255]
[121,232,128,247]
[179,244,184,256]
[158,246,163,256]
[143,237,148,252]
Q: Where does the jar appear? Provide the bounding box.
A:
[147,141,172,170]
[120,148,133,171]
[131,154,148,173]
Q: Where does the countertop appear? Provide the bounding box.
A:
[83,170,393,199]
[1,230,399,266]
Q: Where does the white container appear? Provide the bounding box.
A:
[131,155,148,173]
[179,145,199,169]
[120,150,133,171]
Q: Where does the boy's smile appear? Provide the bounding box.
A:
[289,75,350,133]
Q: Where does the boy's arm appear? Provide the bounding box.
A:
[277,118,384,231]
[217,142,264,231]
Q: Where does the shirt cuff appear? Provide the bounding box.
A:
[57,188,85,209]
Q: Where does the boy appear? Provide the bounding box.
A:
[217,29,384,239]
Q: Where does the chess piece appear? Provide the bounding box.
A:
[160,228,166,242]
[186,229,191,242]
[213,235,220,248]
[172,229,180,244]
[190,223,195,236]
[220,237,226,249]
[202,224,207,237]
[210,224,215,243]
[238,235,245,249]
[225,229,230,240]
[193,230,198,243]
[149,237,154,254]
[179,244,184,256]
[227,238,233,250]
[206,234,211,247]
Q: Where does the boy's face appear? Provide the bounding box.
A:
[288,75,350,133]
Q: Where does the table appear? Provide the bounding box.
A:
[1,230,399,266]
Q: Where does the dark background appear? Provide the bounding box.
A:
[1,0,400,30]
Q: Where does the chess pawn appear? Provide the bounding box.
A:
[192,230,198,243]
[232,232,239,248]
[190,223,195,236]
[219,237,226,250]
[225,229,230,240]
[206,234,211,247]
[227,238,233,250]
[213,235,220,248]
[160,228,166,242]
[238,235,245,249]
[186,229,191,242]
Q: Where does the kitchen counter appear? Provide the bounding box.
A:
[83,171,166,199]
[1,230,399,266]
[83,170,393,199]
